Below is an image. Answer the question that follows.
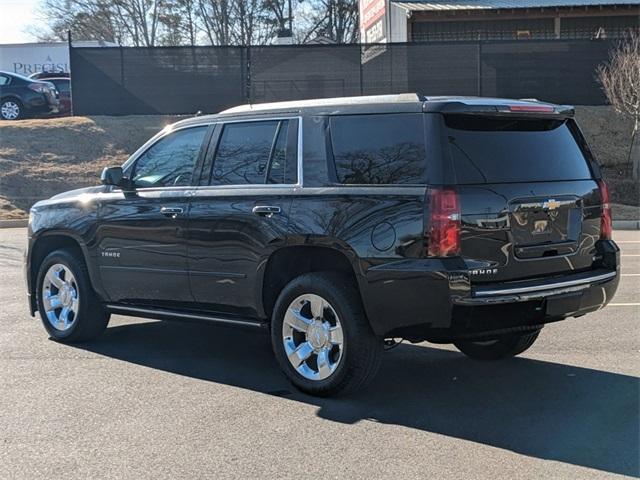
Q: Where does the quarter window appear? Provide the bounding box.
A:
[0,75,10,86]
[132,126,207,188]
[330,114,427,185]
[267,121,296,184]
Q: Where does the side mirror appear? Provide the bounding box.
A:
[101,166,126,187]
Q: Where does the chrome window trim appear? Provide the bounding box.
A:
[115,116,303,193]
[474,271,617,297]
[191,184,298,192]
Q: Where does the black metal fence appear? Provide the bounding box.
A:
[70,39,615,115]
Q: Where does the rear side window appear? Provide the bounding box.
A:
[445,115,592,184]
[51,80,70,93]
[330,113,427,185]
[211,119,297,185]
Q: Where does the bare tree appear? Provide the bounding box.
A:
[597,31,640,180]
[234,0,276,45]
[39,0,171,46]
[198,0,232,45]
[111,0,164,46]
[38,0,358,46]
[300,0,358,43]
[157,0,200,45]
[38,0,125,43]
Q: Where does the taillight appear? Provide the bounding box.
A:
[427,187,461,257]
[28,83,48,93]
[598,179,612,240]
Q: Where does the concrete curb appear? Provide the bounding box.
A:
[613,220,640,230]
[0,219,28,228]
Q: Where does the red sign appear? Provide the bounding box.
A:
[360,0,387,43]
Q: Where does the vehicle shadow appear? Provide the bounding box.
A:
[73,318,639,477]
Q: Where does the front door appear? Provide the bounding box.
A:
[187,118,299,318]
[96,125,210,306]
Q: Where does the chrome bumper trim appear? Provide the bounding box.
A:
[474,271,617,298]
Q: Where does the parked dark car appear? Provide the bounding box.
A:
[25,94,619,396]
[29,71,70,80]
[46,78,71,115]
[0,71,59,120]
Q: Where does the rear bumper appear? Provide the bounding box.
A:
[457,270,617,306]
[24,94,59,115]
[360,241,620,339]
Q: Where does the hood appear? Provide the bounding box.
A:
[50,185,107,200]
[32,185,108,209]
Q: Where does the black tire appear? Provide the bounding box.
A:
[271,272,383,397]
[36,249,110,343]
[0,98,24,120]
[454,329,541,360]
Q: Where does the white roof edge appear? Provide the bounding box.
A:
[220,93,421,114]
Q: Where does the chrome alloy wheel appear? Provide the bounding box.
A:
[42,263,79,331]
[282,294,344,381]
[1,101,20,120]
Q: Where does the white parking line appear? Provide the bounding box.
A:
[616,241,640,243]
[621,254,640,257]
[609,303,640,306]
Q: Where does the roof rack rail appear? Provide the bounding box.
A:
[220,93,422,114]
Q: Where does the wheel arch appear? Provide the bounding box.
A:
[28,231,101,314]
[259,243,366,321]
[0,94,22,103]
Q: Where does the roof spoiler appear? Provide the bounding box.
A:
[423,101,575,118]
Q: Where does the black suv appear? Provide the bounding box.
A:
[25,94,620,396]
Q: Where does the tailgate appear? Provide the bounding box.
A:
[443,113,603,283]
[459,181,601,283]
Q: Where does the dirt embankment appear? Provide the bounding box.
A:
[0,115,181,219]
[0,107,638,220]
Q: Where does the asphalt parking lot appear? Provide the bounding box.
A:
[0,227,638,479]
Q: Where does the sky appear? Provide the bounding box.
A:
[0,0,41,44]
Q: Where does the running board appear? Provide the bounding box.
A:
[105,304,267,329]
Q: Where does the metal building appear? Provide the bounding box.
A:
[360,0,639,43]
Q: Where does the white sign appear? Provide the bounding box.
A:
[360,0,387,44]
[0,43,69,75]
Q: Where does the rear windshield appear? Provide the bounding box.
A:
[330,113,426,185]
[444,115,592,184]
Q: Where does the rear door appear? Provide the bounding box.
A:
[186,118,298,318]
[442,114,602,282]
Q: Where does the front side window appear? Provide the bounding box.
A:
[211,119,297,185]
[132,126,207,188]
[330,113,427,185]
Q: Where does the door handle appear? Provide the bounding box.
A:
[252,205,281,217]
[160,207,184,218]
